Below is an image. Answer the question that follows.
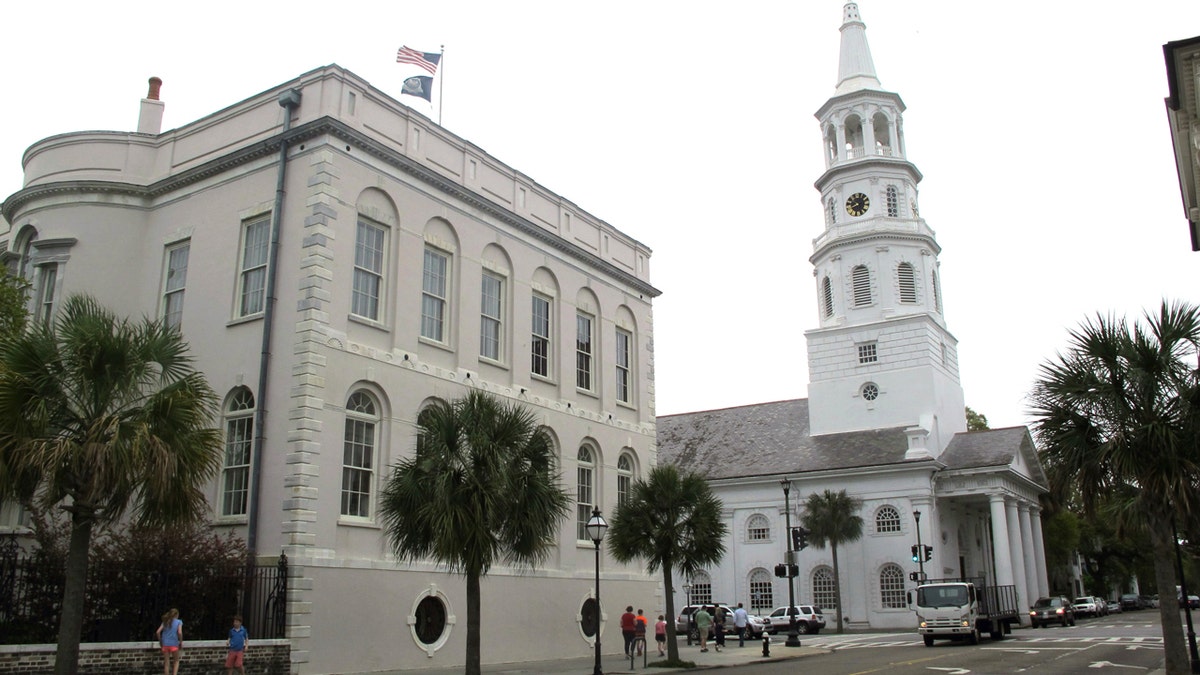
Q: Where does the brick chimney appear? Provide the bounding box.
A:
[137,76,164,135]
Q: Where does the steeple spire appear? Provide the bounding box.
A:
[836,2,881,95]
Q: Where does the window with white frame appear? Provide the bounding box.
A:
[576,312,594,391]
[237,218,269,317]
[880,564,906,608]
[341,391,378,519]
[421,248,449,342]
[35,265,57,325]
[875,505,901,533]
[897,262,917,303]
[0,499,31,530]
[851,265,872,307]
[352,219,386,321]
[857,342,878,364]
[886,185,899,217]
[162,242,189,330]
[813,566,837,610]
[749,568,774,612]
[531,294,551,378]
[747,514,770,541]
[821,276,834,318]
[480,272,503,361]
[691,571,713,606]
[615,328,632,404]
[576,446,595,540]
[617,453,633,506]
[861,382,880,401]
[220,388,255,517]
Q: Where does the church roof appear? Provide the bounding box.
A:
[656,398,920,480]
[939,426,1032,470]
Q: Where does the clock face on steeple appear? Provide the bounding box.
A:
[845,192,870,217]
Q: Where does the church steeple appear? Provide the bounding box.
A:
[804,2,966,458]
[836,2,881,95]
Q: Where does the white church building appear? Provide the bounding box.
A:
[658,2,1050,631]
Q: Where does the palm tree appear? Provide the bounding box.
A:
[378,390,570,675]
[606,464,727,663]
[1030,301,1200,675]
[799,489,863,634]
[0,294,224,675]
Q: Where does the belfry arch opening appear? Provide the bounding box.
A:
[872,112,892,156]
[844,114,865,158]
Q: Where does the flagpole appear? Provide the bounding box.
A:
[438,44,445,126]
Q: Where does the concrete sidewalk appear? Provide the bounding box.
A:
[346,638,826,674]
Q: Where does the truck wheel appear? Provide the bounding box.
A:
[1030,621,1039,629]
[967,628,980,645]
[923,636,934,647]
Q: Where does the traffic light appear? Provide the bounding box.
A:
[911,544,920,562]
[791,527,810,551]
[775,564,788,578]
[789,564,799,578]
[923,545,933,562]
[909,571,920,581]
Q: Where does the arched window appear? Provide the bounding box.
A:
[220,388,255,517]
[886,185,899,217]
[880,564,906,608]
[341,391,379,519]
[897,263,917,304]
[749,569,774,612]
[851,265,872,307]
[875,505,901,533]
[812,566,837,610]
[576,447,595,540]
[821,276,834,318]
[747,514,770,541]
[617,453,634,506]
[691,571,713,606]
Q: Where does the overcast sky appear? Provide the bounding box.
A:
[3,2,1199,430]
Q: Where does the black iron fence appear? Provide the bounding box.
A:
[0,537,287,644]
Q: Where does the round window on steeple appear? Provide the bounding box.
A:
[861,383,879,401]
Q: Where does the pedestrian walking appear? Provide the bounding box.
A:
[634,608,648,656]
[620,606,637,656]
[733,602,749,647]
[694,605,713,652]
[713,604,727,652]
[655,615,667,656]
[156,608,183,675]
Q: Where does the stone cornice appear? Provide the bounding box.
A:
[3,116,661,299]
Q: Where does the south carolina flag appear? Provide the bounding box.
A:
[401,76,434,102]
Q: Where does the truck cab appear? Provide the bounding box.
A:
[908,578,1017,647]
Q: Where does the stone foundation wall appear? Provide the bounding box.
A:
[0,639,290,675]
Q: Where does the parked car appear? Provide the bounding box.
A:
[1095,598,1109,616]
[1189,596,1200,609]
[1141,595,1159,609]
[674,604,768,641]
[764,605,827,635]
[1107,598,1122,614]
[1119,594,1143,611]
[1029,596,1076,628]
[1072,596,1099,618]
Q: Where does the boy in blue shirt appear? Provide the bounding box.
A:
[225,615,248,675]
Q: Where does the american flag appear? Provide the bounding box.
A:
[396,46,441,75]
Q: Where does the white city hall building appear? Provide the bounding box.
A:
[658,3,1050,631]
[1,66,660,672]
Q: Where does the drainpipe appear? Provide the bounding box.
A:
[247,88,302,560]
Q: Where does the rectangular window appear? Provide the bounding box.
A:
[858,342,878,364]
[238,218,270,317]
[35,265,57,325]
[341,418,375,518]
[576,313,593,391]
[576,466,593,541]
[162,242,190,330]
[352,219,386,320]
[531,294,551,378]
[615,328,632,404]
[221,415,253,517]
[480,273,503,361]
[0,499,31,530]
[421,248,449,342]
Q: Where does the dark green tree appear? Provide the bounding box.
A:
[0,295,224,675]
[799,489,863,634]
[606,464,727,663]
[378,390,570,675]
[0,266,29,339]
[965,406,989,432]
[1030,301,1200,674]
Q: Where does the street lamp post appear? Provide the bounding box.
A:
[1172,516,1200,674]
[682,582,693,646]
[587,508,609,675]
[914,510,925,580]
[781,478,801,648]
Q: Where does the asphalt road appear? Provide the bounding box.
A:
[719,609,1185,675]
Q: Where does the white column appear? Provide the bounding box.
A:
[864,113,877,154]
[1030,507,1050,598]
[988,494,1014,587]
[1018,504,1039,606]
[835,124,848,162]
[1005,498,1029,618]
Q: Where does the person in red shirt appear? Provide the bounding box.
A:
[620,606,637,656]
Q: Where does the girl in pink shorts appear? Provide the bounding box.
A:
[156,608,183,675]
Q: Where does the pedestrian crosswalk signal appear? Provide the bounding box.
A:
[910,544,920,562]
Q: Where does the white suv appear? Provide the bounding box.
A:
[765,605,826,635]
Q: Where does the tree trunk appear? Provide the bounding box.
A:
[1151,514,1190,674]
[54,508,95,675]
[663,563,679,662]
[466,570,481,675]
[832,542,844,634]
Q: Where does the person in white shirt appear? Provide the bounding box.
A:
[733,603,750,647]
